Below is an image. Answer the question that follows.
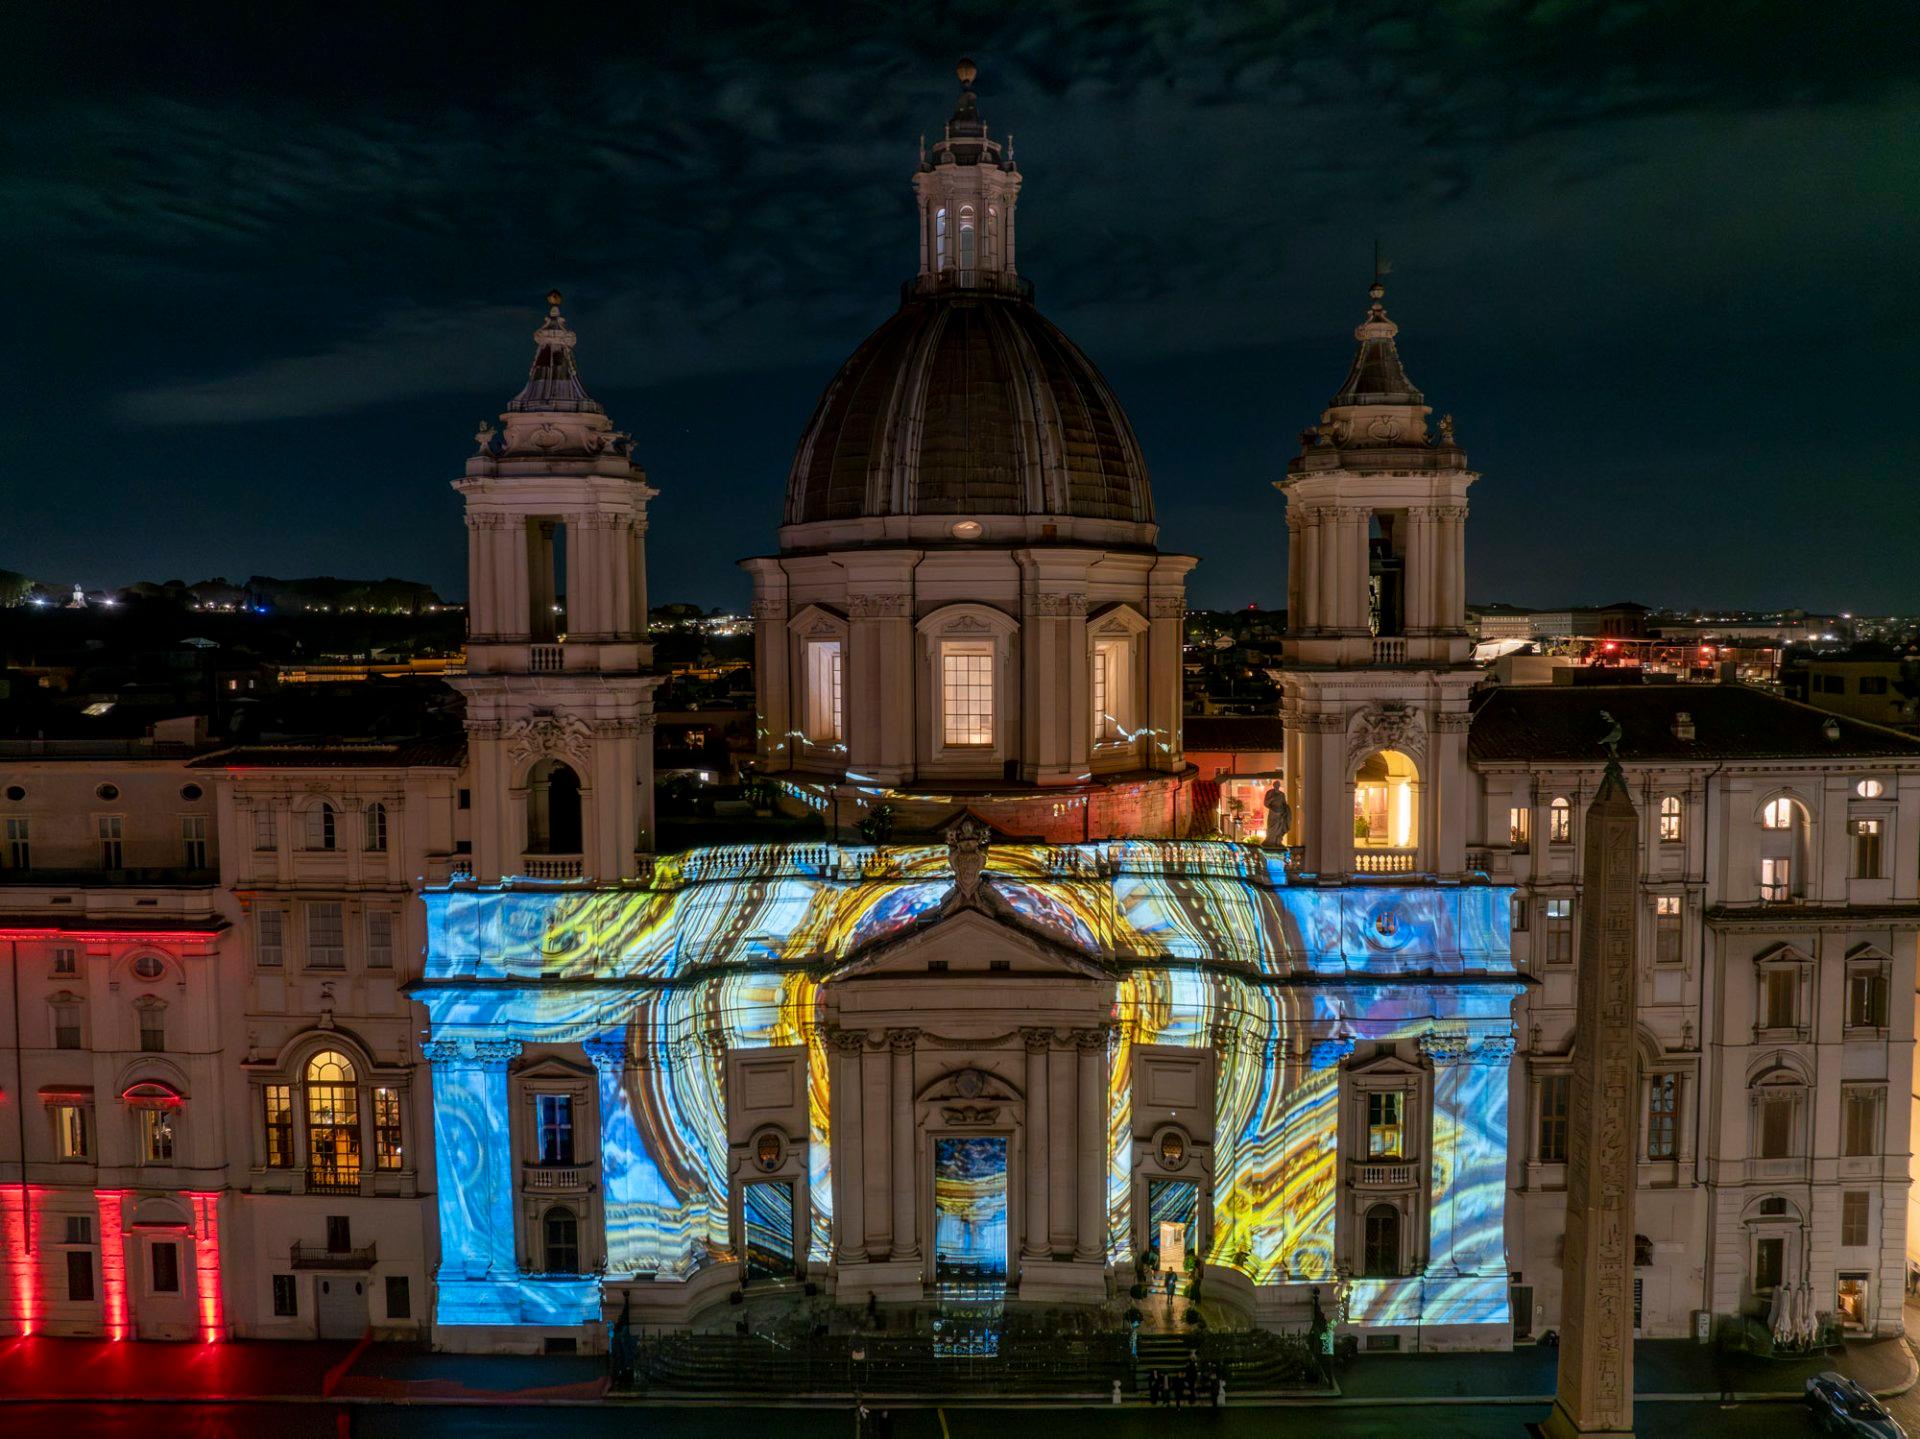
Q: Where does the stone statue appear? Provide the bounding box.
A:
[1261,784,1291,849]
[1597,710,1623,760]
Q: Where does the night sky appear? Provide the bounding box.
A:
[6,4,1916,614]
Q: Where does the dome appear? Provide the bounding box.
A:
[784,288,1154,532]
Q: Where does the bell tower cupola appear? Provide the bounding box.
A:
[1274,281,1479,879]
[452,292,661,884]
[911,59,1023,295]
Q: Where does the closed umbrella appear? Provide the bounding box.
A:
[1769,1281,1793,1347]
[1797,1280,1819,1348]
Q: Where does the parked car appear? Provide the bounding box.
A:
[1805,1372,1905,1437]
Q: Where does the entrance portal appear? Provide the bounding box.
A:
[933,1136,1008,1284]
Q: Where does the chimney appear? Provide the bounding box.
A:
[1671,711,1695,742]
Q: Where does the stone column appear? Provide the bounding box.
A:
[1285,514,1303,625]
[1314,511,1337,634]
[1049,1042,1077,1251]
[1022,1028,1051,1261]
[1074,1029,1106,1263]
[1545,762,1639,1439]
[889,1030,918,1260]
[830,1031,865,1267]
[424,1036,522,1323]
[861,1035,891,1258]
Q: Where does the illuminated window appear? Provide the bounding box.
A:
[1850,818,1882,879]
[1855,779,1885,799]
[264,1084,294,1167]
[6,816,28,869]
[1092,638,1128,742]
[1761,967,1798,1030]
[1543,899,1573,965]
[543,1205,580,1274]
[1761,797,1795,830]
[97,814,123,869]
[53,1103,89,1160]
[1548,797,1571,844]
[366,910,395,970]
[935,207,948,269]
[364,802,388,854]
[1654,895,1682,966]
[1366,1091,1404,1159]
[139,1108,175,1164]
[257,908,285,968]
[804,640,843,744]
[1352,749,1418,850]
[940,641,995,747]
[374,1087,403,1171]
[1848,965,1889,1029]
[304,802,337,851]
[1842,1088,1880,1157]
[1646,1073,1678,1160]
[1537,1075,1570,1162]
[958,205,976,269]
[1842,1191,1870,1248]
[306,1050,360,1193]
[1759,856,1793,902]
[536,1093,575,1166]
[305,902,345,969]
[254,808,277,851]
[1658,796,1682,843]
[1507,807,1529,848]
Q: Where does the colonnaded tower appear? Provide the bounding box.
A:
[744,60,1196,841]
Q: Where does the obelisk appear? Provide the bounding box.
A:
[1543,758,1638,1438]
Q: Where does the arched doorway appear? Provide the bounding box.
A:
[527,759,583,855]
[1353,749,1419,869]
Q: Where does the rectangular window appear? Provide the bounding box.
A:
[67,1250,94,1303]
[1543,899,1573,965]
[1842,1191,1871,1248]
[1860,676,1888,695]
[53,1104,89,1160]
[1366,1090,1405,1159]
[96,815,123,869]
[5,816,28,869]
[1759,1095,1796,1158]
[365,910,395,970]
[1658,797,1683,843]
[253,807,277,851]
[1549,802,1572,844]
[1091,639,1126,742]
[256,908,285,968]
[1761,968,1797,1030]
[305,902,345,969]
[1537,1075,1570,1163]
[53,1004,81,1050]
[139,1108,175,1165]
[940,641,995,747]
[1848,968,1889,1029]
[1646,1073,1678,1160]
[1760,856,1791,902]
[1851,818,1883,879]
[385,1274,411,1320]
[65,1215,93,1245]
[1654,896,1682,966]
[180,814,208,869]
[374,1087,404,1171]
[264,1084,293,1168]
[138,1007,165,1053]
[1510,895,1528,932]
[304,805,336,851]
[1507,807,1529,848]
[1843,1088,1880,1157]
[150,1242,179,1294]
[272,1274,298,1317]
[803,640,843,744]
[52,946,76,975]
[536,1093,574,1166]
[1754,1236,1784,1291]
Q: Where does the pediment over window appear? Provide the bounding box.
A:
[786,603,848,638]
[1087,602,1150,637]
[1752,942,1811,968]
[1345,1051,1424,1081]
[832,903,1108,981]
[1845,942,1891,964]
[513,1054,596,1083]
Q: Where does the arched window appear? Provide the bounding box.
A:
[1548,797,1572,844]
[525,759,582,855]
[543,1205,580,1273]
[935,207,948,270]
[1363,1203,1401,1277]
[958,205,976,269]
[1758,797,1809,900]
[1658,795,1682,843]
[1352,749,1418,853]
[306,1050,360,1193]
[1761,797,1796,830]
[304,802,337,852]
[364,802,388,853]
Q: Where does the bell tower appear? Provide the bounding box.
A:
[910,58,1023,294]
[452,292,659,883]
[1276,282,1478,879]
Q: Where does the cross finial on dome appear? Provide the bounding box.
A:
[508,289,599,414]
[547,288,564,310]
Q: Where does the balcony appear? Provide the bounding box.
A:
[305,1168,363,1196]
[530,643,565,673]
[525,1163,591,1191]
[1371,637,1408,665]
[1353,848,1418,875]
[1354,1161,1418,1187]
[290,1241,378,1270]
[521,854,583,881]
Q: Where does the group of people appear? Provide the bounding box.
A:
[1145,1351,1226,1408]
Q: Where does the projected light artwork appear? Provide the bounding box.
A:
[417,838,1517,1337]
[934,1137,1010,1283]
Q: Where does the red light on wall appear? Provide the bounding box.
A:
[187,1192,225,1342]
[2,1187,39,1336]
[95,1190,130,1341]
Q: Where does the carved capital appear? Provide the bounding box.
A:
[827,1028,867,1058]
[1149,596,1186,618]
[1476,1035,1518,1064]
[1418,1029,1472,1066]
[471,1037,524,1066]
[421,1038,466,1065]
[886,1027,919,1055]
[1433,711,1474,733]
[849,592,909,619]
[584,1036,631,1072]
[750,597,786,621]
[1021,1026,1055,1054]
[1032,591,1087,618]
[1309,1037,1355,1069]
[1072,1025,1113,1054]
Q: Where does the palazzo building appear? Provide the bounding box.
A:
[2,59,1917,1358]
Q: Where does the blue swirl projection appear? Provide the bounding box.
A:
[934,1137,1009,1283]
[418,840,1518,1336]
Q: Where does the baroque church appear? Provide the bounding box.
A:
[2,61,1916,1357]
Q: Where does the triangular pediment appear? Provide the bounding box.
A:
[1347,1050,1425,1079]
[832,902,1109,981]
[513,1054,595,1082]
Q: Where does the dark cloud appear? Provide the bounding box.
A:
[1,1,1916,611]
